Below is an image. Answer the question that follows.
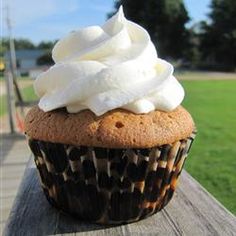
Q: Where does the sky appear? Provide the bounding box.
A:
[1,0,211,44]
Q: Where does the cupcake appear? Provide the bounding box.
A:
[25,7,196,224]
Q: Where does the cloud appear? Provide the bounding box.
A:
[2,0,80,28]
[1,0,114,43]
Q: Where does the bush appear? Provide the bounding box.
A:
[37,52,54,66]
[195,63,235,72]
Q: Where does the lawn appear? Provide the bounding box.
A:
[180,79,236,215]
[0,85,37,116]
[1,73,236,214]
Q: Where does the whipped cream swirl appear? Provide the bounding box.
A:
[34,7,184,116]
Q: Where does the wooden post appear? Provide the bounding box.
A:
[5,71,16,133]
[4,4,24,133]
[6,5,23,103]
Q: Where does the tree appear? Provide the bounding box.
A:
[200,0,236,70]
[108,0,190,59]
[13,38,35,50]
[36,52,54,66]
[1,37,35,54]
[0,38,8,57]
[37,41,57,50]
[36,41,57,65]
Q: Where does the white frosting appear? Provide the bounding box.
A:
[34,7,184,116]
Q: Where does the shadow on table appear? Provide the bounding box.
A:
[3,168,122,235]
[54,211,119,235]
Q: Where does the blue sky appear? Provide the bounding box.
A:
[2,0,211,44]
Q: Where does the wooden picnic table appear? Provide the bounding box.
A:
[3,159,236,236]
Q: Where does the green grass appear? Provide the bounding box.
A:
[0,85,37,116]
[21,85,37,101]
[0,95,7,116]
[180,80,236,215]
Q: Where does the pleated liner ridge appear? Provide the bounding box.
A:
[28,131,196,224]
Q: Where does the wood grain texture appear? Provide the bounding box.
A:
[3,164,236,236]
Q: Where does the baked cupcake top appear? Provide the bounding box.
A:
[25,106,194,148]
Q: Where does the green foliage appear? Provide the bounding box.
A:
[108,0,190,59]
[14,38,35,49]
[0,40,8,57]
[199,0,236,69]
[1,38,56,56]
[36,41,57,65]
[1,38,35,53]
[36,52,54,66]
[37,41,57,50]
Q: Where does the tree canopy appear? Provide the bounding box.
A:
[1,38,56,56]
[37,41,57,50]
[36,52,54,66]
[1,38,56,66]
[108,0,190,59]
[200,0,236,69]
[1,38,34,57]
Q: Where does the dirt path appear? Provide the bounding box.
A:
[0,114,9,133]
[177,71,236,80]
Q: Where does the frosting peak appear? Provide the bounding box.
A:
[34,7,184,116]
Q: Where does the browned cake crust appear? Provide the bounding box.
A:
[25,106,195,148]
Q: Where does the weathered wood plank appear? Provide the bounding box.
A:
[3,165,236,236]
[0,134,30,236]
[163,172,236,236]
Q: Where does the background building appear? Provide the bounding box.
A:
[4,49,50,78]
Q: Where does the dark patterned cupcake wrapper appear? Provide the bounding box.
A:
[28,131,196,224]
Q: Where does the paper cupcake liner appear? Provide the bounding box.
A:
[28,131,196,224]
